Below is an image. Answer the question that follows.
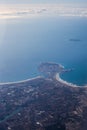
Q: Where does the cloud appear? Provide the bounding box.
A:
[0,4,87,19]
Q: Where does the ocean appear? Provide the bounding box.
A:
[0,16,87,86]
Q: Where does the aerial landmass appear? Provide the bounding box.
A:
[0,62,87,130]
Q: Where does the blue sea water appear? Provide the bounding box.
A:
[0,16,87,85]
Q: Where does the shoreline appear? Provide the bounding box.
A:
[55,73,82,87]
[0,76,41,86]
[0,73,86,88]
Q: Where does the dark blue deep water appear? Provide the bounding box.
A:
[0,16,87,85]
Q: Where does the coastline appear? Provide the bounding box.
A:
[0,76,41,86]
[55,73,82,87]
[0,73,86,88]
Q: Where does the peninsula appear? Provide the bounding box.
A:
[38,62,73,79]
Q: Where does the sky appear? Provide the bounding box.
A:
[0,4,87,19]
[0,0,87,19]
[0,0,87,4]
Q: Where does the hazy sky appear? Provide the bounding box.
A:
[0,0,87,4]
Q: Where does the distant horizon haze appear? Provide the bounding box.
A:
[0,0,87,5]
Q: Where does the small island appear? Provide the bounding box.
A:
[69,38,81,42]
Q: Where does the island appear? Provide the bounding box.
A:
[69,38,81,42]
[0,62,87,130]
